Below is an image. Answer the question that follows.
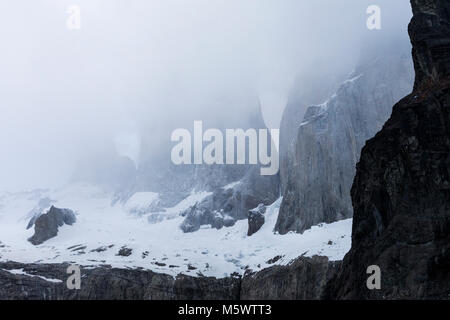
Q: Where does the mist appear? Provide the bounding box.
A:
[0,0,412,192]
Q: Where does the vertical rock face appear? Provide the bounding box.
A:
[410,0,450,91]
[275,53,414,234]
[279,99,311,195]
[247,204,266,236]
[324,0,450,299]
[279,73,344,194]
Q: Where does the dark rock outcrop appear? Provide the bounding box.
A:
[247,204,266,236]
[0,261,240,300]
[275,49,414,235]
[0,256,338,300]
[28,206,76,245]
[241,256,340,300]
[117,247,133,257]
[324,0,450,299]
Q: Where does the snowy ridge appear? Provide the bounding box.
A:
[0,184,351,278]
[2,268,63,283]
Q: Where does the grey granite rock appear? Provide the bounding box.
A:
[247,204,266,236]
[28,206,76,245]
[275,50,414,234]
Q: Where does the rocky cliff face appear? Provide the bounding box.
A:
[241,256,340,300]
[324,0,450,299]
[0,256,336,300]
[275,53,414,234]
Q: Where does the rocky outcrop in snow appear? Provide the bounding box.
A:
[247,204,266,236]
[275,50,414,235]
[28,206,76,245]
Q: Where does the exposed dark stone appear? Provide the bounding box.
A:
[0,257,338,300]
[247,204,266,236]
[28,206,76,245]
[409,0,450,91]
[241,256,340,300]
[154,262,166,267]
[266,255,283,265]
[324,0,450,299]
[117,247,133,257]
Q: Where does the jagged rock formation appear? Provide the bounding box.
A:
[241,256,340,300]
[0,256,337,300]
[180,166,279,233]
[279,69,345,194]
[247,204,266,236]
[279,99,307,194]
[275,50,414,235]
[28,206,77,245]
[324,0,450,299]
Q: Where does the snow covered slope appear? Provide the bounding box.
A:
[0,184,351,278]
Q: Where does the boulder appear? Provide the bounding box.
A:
[28,206,76,245]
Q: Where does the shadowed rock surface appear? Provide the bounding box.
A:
[0,256,337,300]
[247,204,266,236]
[241,256,340,300]
[324,0,450,299]
[28,206,76,245]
